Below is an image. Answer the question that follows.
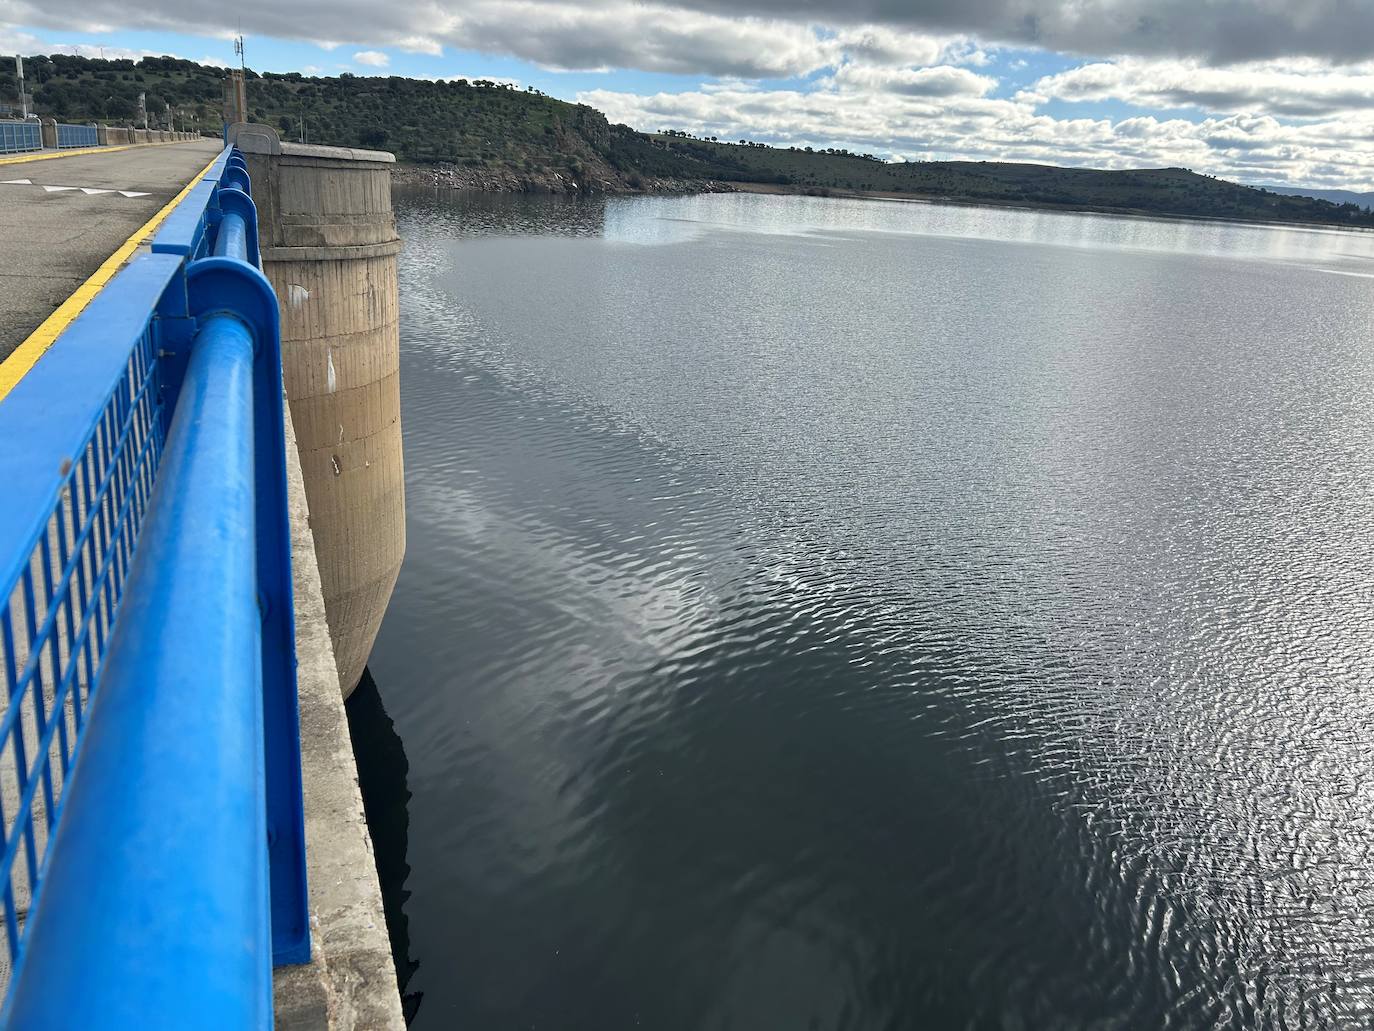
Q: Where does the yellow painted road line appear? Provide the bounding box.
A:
[0,151,221,402]
[0,140,202,167]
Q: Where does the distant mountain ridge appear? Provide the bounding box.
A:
[5,52,1373,228]
[1251,184,1374,210]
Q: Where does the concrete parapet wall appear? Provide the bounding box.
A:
[238,125,405,698]
[272,402,405,1030]
[84,128,202,146]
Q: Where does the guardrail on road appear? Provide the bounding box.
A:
[0,146,308,1027]
[0,122,40,155]
[54,123,98,149]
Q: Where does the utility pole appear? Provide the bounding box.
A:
[137,91,147,130]
[15,56,28,119]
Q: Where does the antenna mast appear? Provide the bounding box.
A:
[224,35,249,130]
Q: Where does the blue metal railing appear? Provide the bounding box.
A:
[54,123,97,149]
[0,123,40,155]
[0,147,308,1026]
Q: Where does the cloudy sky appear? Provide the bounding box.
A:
[3,0,1374,188]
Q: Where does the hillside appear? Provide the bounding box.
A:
[0,53,744,192]
[649,137,1374,226]
[4,54,1373,227]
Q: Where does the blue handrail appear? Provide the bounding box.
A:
[0,146,308,1025]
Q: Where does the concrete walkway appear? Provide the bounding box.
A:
[0,140,222,359]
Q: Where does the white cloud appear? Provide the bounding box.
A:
[827,63,997,97]
[396,35,443,56]
[580,82,1374,190]
[0,26,181,61]
[823,27,948,68]
[7,0,1373,68]
[353,49,390,67]
[1,0,853,78]
[436,3,838,77]
[0,26,47,53]
[941,40,993,67]
[1030,57,1374,119]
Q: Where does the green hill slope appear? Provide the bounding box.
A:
[4,54,1371,227]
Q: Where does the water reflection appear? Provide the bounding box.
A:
[370,187,1374,1028]
[391,185,609,240]
[598,190,1374,273]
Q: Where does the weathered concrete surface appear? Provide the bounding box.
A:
[273,399,405,1031]
[240,126,406,698]
[0,139,221,359]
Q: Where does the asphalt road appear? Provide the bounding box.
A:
[0,140,223,360]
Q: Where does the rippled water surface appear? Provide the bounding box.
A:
[363,189,1374,1029]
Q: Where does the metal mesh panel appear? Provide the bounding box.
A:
[0,123,40,156]
[0,328,165,979]
[54,124,98,149]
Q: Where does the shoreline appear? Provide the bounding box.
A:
[392,163,1372,233]
[726,181,1374,233]
[390,161,738,196]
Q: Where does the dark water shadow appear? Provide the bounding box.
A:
[346,668,424,1025]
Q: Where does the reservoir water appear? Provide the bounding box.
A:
[359,189,1374,1029]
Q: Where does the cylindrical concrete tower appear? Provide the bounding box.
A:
[238,126,405,697]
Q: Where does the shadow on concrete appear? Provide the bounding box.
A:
[347,668,423,1024]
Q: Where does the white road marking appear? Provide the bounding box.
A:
[0,180,154,198]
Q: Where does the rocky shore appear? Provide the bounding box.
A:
[391,161,737,196]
